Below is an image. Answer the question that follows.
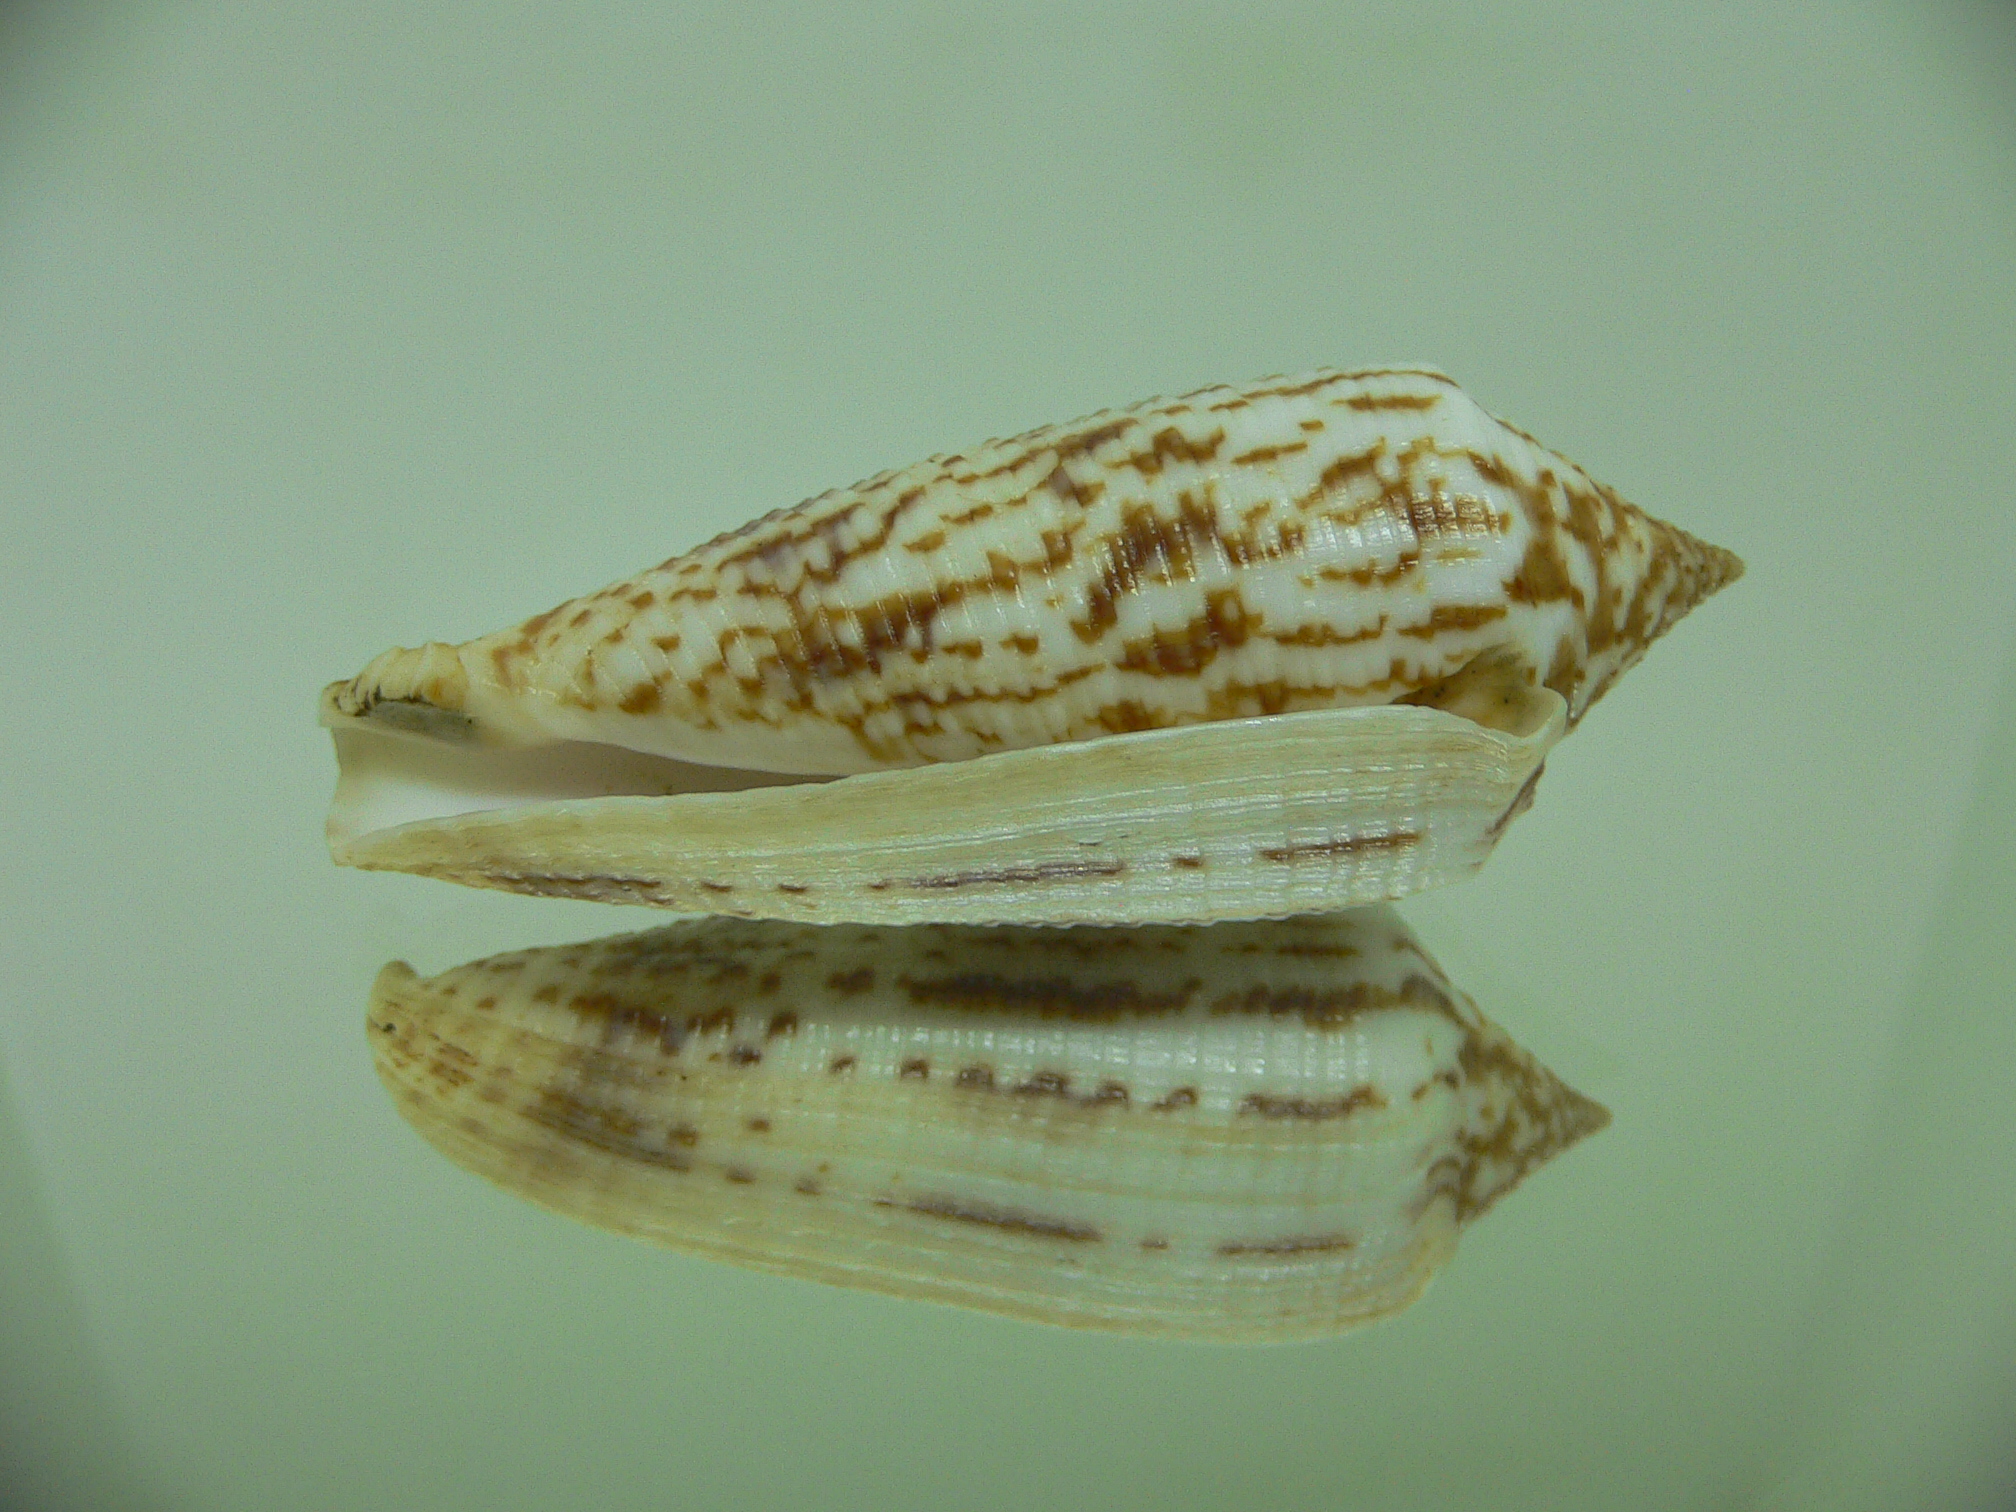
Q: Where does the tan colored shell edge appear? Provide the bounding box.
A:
[366,910,1609,1341]
[334,693,1564,925]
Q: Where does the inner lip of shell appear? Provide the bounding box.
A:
[323,723,826,849]
[322,644,1550,848]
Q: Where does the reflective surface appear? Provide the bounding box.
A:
[2,3,2013,1508]
[362,910,1609,1341]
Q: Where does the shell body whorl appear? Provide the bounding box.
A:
[367,908,1609,1340]
[331,367,1740,775]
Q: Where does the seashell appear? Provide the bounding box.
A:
[323,367,1740,923]
[367,908,1609,1342]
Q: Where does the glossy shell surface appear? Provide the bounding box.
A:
[320,367,1739,923]
[369,908,1609,1340]
[328,366,1739,776]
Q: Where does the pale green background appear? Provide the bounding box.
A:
[3,3,2013,1509]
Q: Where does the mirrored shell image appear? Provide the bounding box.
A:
[368,908,1608,1342]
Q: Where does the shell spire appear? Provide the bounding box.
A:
[323,367,1741,776]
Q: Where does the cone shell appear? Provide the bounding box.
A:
[321,367,1740,921]
[325,366,1740,774]
[368,909,1609,1341]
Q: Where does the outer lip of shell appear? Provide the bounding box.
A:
[325,667,1567,925]
[365,908,1610,1341]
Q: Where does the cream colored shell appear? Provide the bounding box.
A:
[328,366,1739,772]
[329,659,1560,923]
[368,908,1608,1341]
[320,367,1740,922]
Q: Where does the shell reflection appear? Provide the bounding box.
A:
[369,908,1606,1341]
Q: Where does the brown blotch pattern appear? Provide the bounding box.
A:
[476,871,670,907]
[959,1068,1138,1110]
[1217,1233,1356,1257]
[898,971,1198,1021]
[890,1193,1101,1244]
[1343,389,1440,412]
[1239,1086,1387,1120]
[899,858,1127,892]
[1015,1070,1071,1098]
[1211,972,1460,1030]
[1256,830,1422,864]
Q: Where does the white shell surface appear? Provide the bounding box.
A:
[368,909,1608,1341]
[325,367,1741,775]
